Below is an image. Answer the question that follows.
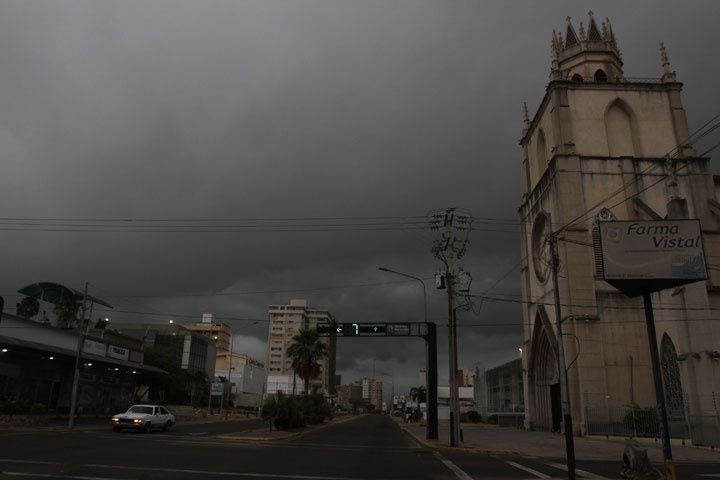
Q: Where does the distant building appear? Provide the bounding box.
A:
[361,377,383,410]
[266,300,336,395]
[265,374,304,395]
[418,368,427,388]
[458,368,474,387]
[114,322,216,379]
[185,313,231,353]
[337,383,363,410]
[485,358,524,414]
[215,352,265,407]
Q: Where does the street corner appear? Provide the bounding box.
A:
[400,424,521,456]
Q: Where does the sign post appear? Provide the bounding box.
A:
[317,322,438,440]
[598,219,707,480]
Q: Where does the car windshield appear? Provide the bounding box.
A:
[126,406,154,414]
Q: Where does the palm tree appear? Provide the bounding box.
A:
[286,328,328,396]
[409,386,427,403]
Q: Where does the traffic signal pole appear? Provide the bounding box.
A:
[426,322,438,440]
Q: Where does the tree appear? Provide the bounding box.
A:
[53,296,80,328]
[286,328,328,396]
[16,297,40,319]
[409,386,427,404]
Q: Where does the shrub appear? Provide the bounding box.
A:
[623,404,659,436]
[261,392,304,430]
[30,403,48,414]
[0,399,28,414]
[461,411,481,423]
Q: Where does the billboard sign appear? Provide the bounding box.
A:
[210,382,224,396]
[598,220,707,296]
[107,345,129,361]
[83,339,106,357]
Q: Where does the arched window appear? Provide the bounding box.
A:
[571,74,584,82]
[660,334,685,418]
[594,69,608,82]
[536,129,548,179]
[605,99,641,157]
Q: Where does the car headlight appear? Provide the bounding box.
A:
[133,419,142,423]
[111,417,119,422]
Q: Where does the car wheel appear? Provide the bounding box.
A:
[162,420,172,432]
[143,422,152,433]
[112,427,121,433]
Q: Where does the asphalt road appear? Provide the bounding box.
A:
[0,415,718,479]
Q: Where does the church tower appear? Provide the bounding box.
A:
[519,13,720,439]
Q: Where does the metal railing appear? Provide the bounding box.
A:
[583,392,720,447]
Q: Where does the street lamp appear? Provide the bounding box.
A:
[377,267,427,323]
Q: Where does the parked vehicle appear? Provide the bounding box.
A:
[111,405,175,433]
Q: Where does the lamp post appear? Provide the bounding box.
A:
[378,267,427,323]
[378,267,437,439]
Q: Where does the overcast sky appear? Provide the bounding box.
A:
[1,0,718,398]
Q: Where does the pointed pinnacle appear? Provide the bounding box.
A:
[522,102,530,125]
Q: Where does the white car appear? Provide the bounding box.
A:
[111,405,175,433]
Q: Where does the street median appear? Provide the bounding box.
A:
[215,414,361,443]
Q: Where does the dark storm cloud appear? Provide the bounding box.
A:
[1,0,718,394]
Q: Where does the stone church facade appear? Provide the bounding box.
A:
[519,13,720,444]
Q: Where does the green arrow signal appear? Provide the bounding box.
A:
[336,326,342,333]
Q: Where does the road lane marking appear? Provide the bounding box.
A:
[433,451,474,480]
[0,459,61,465]
[86,464,376,479]
[2,473,123,480]
[546,462,610,479]
[505,461,552,479]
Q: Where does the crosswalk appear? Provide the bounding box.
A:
[504,460,611,480]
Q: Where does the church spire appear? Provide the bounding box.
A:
[565,16,579,48]
[551,13,623,81]
[522,102,530,134]
[660,42,677,82]
[586,11,603,43]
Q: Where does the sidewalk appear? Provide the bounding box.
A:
[402,423,720,463]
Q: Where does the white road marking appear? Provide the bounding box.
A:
[433,451,475,480]
[2,473,122,480]
[86,464,371,479]
[546,462,610,479]
[505,461,552,479]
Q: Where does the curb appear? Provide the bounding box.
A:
[213,414,361,443]
[400,424,520,456]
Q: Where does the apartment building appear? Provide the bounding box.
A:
[266,299,336,395]
[185,313,231,353]
[361,377,383,411]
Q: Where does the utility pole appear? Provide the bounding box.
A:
[68,282,89,430]
[548,234,576,480]
[430,207,472,447]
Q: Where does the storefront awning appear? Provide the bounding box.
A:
[0,335,164,374]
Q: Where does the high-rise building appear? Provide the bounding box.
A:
[519,13,720,440]
[361,377,383,410]
[185,313,231,353]
[266,299,337,395]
